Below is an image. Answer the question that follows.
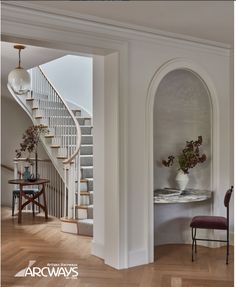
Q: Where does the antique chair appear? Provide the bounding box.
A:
[190,186,233,264]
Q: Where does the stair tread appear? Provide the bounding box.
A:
[80,155,93,158]
[51,145,60,148]
[35,116,43,119]
[26,98,34,101]
[78,218,93,224]
[57,156,67,159]
[80,192,90,196]
[81,166,93,169]
[84,178,93,181]
[60,217,78,223]
[75,204,91,209]
[45,134,54,138]
[76,116,91,119]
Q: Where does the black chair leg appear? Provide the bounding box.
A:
[194,228,197,254]
[32,200,35,217]
[12,193,15,216]
[191,228,194,262]
[38,196,40,213]
[226,229,229,264]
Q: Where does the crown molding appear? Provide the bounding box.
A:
[1,1,231,56]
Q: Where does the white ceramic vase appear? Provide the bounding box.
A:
[176,170,189,191]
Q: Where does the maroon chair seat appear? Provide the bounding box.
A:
[190,186,233,264]
[190,216,227,230]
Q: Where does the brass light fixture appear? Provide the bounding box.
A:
[8,45,31,95]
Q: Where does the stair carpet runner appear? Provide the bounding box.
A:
[74,110,94,237]
[26,97,94,237]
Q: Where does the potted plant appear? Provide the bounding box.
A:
[15,124,49,181]
[162,136,207,190]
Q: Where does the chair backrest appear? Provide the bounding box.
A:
[224,186,233,207]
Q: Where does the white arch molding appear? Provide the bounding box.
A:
[145,58,220,263]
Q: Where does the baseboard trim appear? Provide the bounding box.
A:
[91,241,104,259]
[128,249,148,268]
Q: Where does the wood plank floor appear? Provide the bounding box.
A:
[1,207,234,287]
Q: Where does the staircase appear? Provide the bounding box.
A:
[8,66,94,236]
[62,110,94,236]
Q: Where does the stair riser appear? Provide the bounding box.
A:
[89,193,93,205]
[76,192,93,205]
[80,181,88,192]
[87,206,93,219]
[79,195,90,205]
[81,136,93,145]
[80,145,93,155]
[51,137,61,145]
[77,208,88,220]
[77,118,92,126]
[79,180,93,192]
[73,110,81,117]
[35,118,48,127]
[87,180,93,191]
[33,99,63,109]
[49,118,77,126]
[80,156,93,166]
[81,168,93,179]
[80,126,92,135]
[78,221,93,237]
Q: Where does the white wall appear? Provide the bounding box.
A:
[127,39,231,264]
[1,95,48,206]
[92,55,105,258]
[41,55,93,115]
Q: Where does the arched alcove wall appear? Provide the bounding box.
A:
[153,69,212,246]
[154,69,211,191]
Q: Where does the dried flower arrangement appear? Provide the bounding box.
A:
[162,136,207,174]
[15,124,49,179]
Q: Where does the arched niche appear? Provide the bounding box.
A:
[153,68,212,247]
[153,69,212,191]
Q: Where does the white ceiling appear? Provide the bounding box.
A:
[10,0,234,46]
[1,1,233,97]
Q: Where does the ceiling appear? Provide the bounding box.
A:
[1,1,233,98]
[7,0,234,46]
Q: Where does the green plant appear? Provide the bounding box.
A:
[162,136,207,174]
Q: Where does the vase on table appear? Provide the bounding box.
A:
[176,170,189,191]
[23,166,31,180]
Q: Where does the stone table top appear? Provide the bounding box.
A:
[154,188,212,204]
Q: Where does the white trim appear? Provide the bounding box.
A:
[1,2,231,52]
[128,249,148,268]
[145,58,220,263]
[1,2,231,57]
[91,241,104,259]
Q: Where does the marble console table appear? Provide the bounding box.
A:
[154,188,212,204]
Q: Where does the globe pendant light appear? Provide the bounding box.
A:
[8,45,31,95]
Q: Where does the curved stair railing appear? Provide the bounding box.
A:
[7,66,81,219]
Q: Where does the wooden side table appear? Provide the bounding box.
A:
[8,179,49,223]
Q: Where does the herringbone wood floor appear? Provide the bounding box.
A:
[1,207,234,287]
